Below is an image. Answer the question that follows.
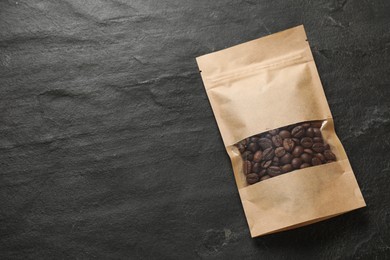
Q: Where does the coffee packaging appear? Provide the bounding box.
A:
[196,25,366,237]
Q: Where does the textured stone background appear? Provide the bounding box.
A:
[1,0,389,259]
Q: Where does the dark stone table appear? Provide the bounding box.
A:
[1,1,389,259]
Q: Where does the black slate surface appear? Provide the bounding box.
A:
[1,0,390,259]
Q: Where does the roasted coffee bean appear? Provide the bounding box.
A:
[252,163,261,173]
[247,142,259,153]
[244,160,252,174]
[253,150,263,162]
[302,122,311,128]
[292,138,300,145]
[292,146,304,157]
[291,158,303,169]
[315,153,326,162]
[267,166,282,177]
[301,137,313,148]
[263,147,275,160]
[258,138,273,149]
[281,164,293,173]
[313,128,322,137]
[306,127,315,137]
[242,151,253,161]
[246,173,260,184]
[312,143,325,153]
[269,129,279,135]
[250,137,259,143]
[300,163,311,169]
[291,125,305,138]
[272,156,280,165]
[265,133,273,139]
[272,135,283,147]
[324,150,336,160]
[279,130,291,139]
[324,144,330,150]
[312,157,322,166]
[275,147,286,158]
[259,169,267,177]
[287,124,296,131]
[311,121,322,128]
[303,148,314,155]
[260,175,271,181]
[301,153,312,163]
[313,137,323,143]
[237,143,246,153]
[283,138,295,152]
[280,153,293,165]
[261,160,272,169]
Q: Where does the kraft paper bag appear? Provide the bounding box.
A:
[196,25,366,237]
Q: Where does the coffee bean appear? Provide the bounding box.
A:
[292,146,304,157]
[324,144,330,150]
[250,137,259,143]
[244,160,252,174]
[252,163,261,173]
[237,143,246,153]
[260,175,271,181]
[247,142,259,153]
[258,138,273,150]
[291,158,303,169]
[263,147,275,160]
[300,163,311,169]
[306,127,315,137]
[324,150,336,160]
[280,153,293,165]
[303,148,314,154]
[312,143,325,153]
[281,164,293,173]
[292,138,300,145]
[301,122,311,128]
[291,125,305,138]
[301,137,313,148]
[301,153,312,163]
[246,173,260,184]
[242,151,253,161]
[269,129,279,135]
[275,147,286,158]
[312,157,322,166]
[253,150,263,162]
[279,130,291,139]
[259,169,267,177]
[272,156,280,166]
[287,124,296,131]
[315,153,326,162]
[283,138,295,152]
[261,160,272,169]
[313,137,323,143]
[267,166,282,177]
[272,135,283,147]
[311,121,322,128]
[313,128,322,137]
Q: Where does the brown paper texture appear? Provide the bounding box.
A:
[196,25,366,237]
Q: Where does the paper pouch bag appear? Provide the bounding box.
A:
[196,25,366,237]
